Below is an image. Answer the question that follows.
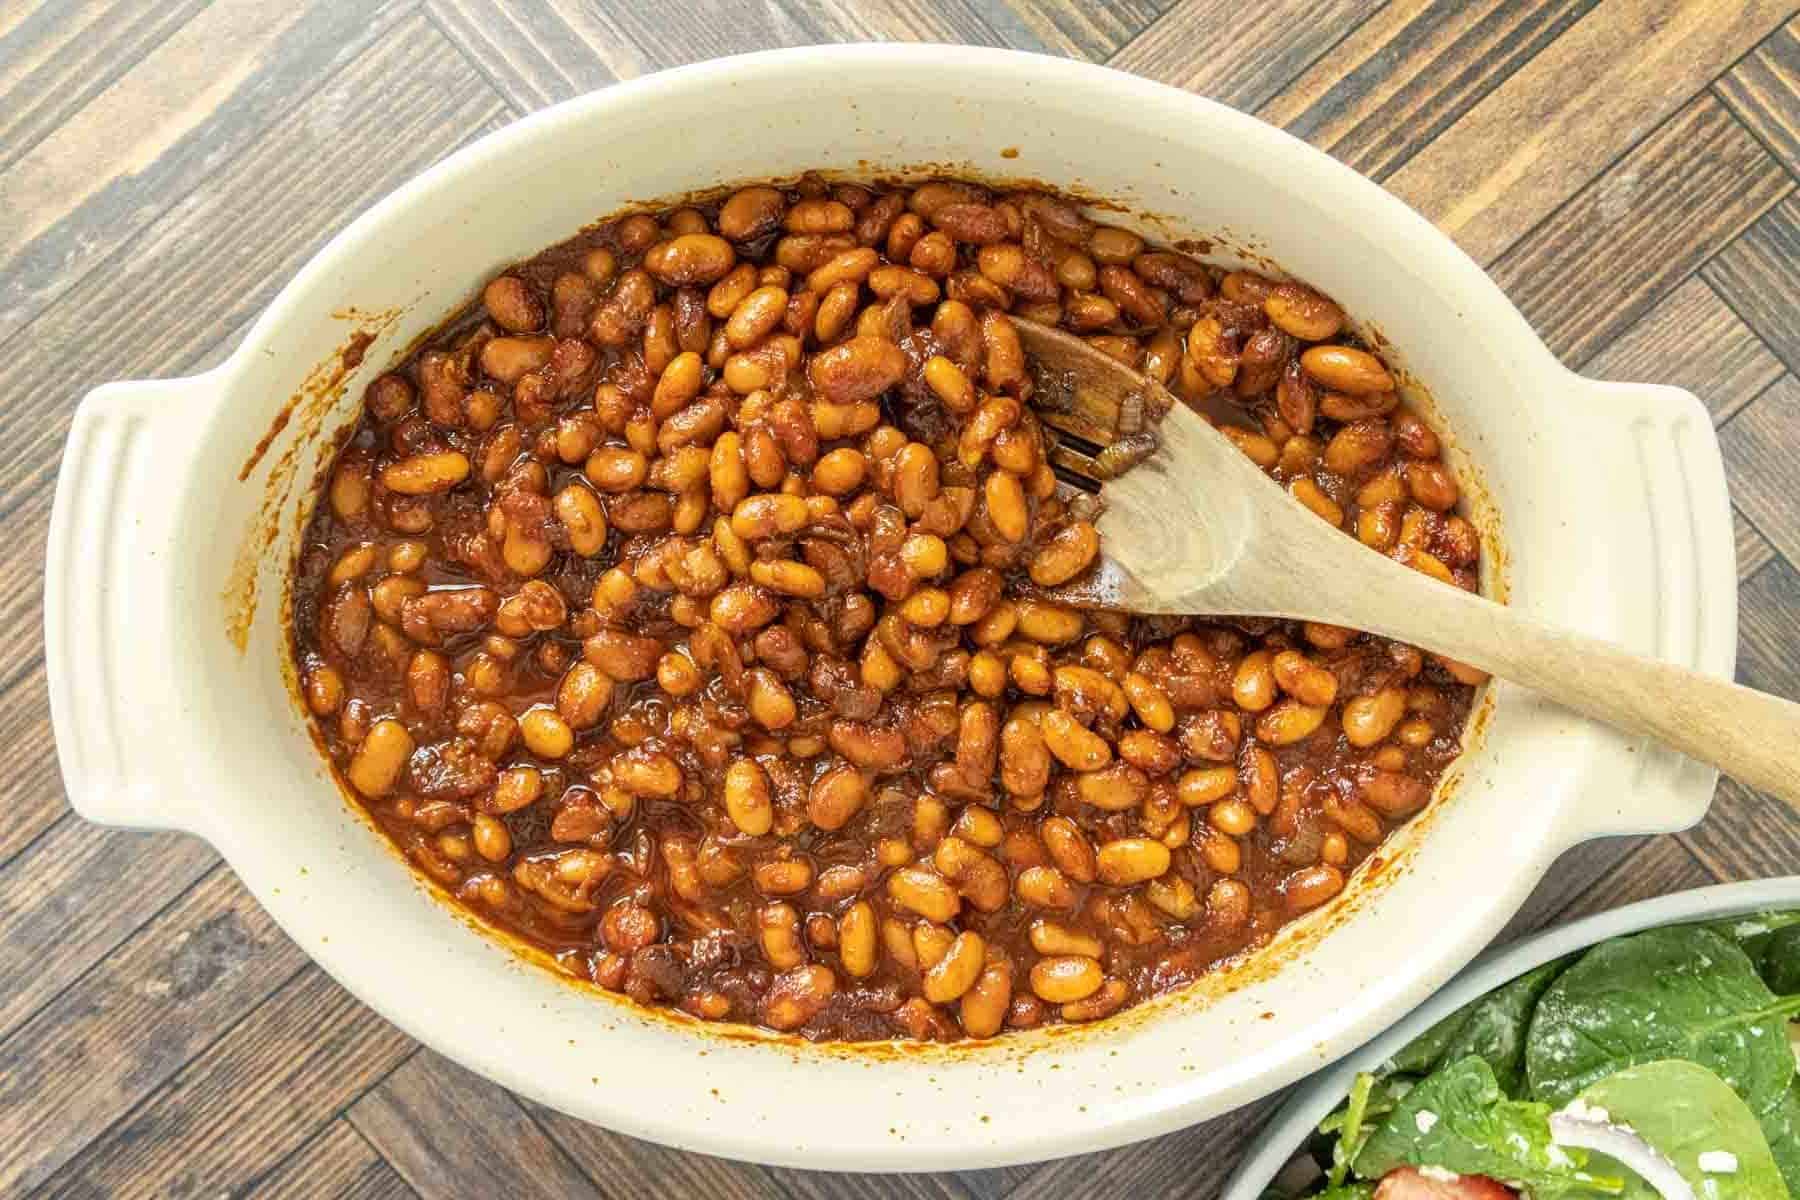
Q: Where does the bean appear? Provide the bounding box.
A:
[381,452,470,495]
[1096,837,1170,886]
[1300,344,1393,394]
[922,931,985,1003]
[347,719,413,797]
[887,867,961,922]
[1029,955,1103,1003]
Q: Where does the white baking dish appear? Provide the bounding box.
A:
[1222,877,1800,1199]
[46,45,1734,1171]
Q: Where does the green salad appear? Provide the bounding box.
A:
[1275,911,1800,1200]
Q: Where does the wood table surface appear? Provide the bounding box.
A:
[5,1,1800,1195]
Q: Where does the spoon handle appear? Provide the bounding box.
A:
[1297,548,1800,810]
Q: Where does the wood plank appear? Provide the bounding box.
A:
[1385,0,1793,266]
[1496,835,1646,944]
[0,0,211,172]
[1107,0,1380,113]
[1486,94,1788,365]
[1679,557,1800,879]
[779,1162,975,1200]
[1702,196,1800,375]
[974,0,1165,61]
[529,1101,788,1200]
[0,867,306,1193]
[1259,0,1598,181]
[1574,276,1785,425]
[0,649,73,862]
[0,0,416,345]
[1719,375,1800,568]
[248,1120,416,1200]
[38,966,417,1198]
[1680,776,1800,885]
[349,1051,597,1199]
[0,15,506,730]
[1736,507,1779,583]
[425,0,638,107]
[0,819,215,1040]
[1716,17,1800,180]
[772,0,1012,51]
[1548,837,1714,923]
[1005,1096,1280,1200]
[0,9,503,503]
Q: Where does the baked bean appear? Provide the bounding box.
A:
[347,719,413,797]
[1096,837,1170,886]
[1016,865,1077,909]
[1029,955,1103,1003]
[1041,710,1111,771]
[1256,698,1330,746]
[1300,344,1394,394]
[887,867,961,922]
[719,186,785,241]
[1284,864,1345,913]
[922,931,985,1003]
[1028,521,1100,586]
[721,759,773,835]
[299,178,1478,1044]
[836,900,878,979]
[644,234,737,285]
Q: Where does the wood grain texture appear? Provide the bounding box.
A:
[1549,837,1715,923]
[0,0,211,172]
[38,965,417,1198]
[1108,0,1381,113]
[528,1100,790,1200]
[1720,375,1800,567]
[1487,94,1789,364]
[1576,276,1785,424]
[978,0,1167,61]
[0,0,414,345]
[1737,507,1780,583]
[424,0,627,110]
[1703,194,1800,373]
[1007,1098,1280,1200]
[9,1,1800,1195]
[1260,0,1598,180]
[348,1052,597,1200]
[0,818,215,1040]
[1386,0,1794,265]
[0,868,303,1193]
[1717,17,1800,179]
[249,1121,417,1200]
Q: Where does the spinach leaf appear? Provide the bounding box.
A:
[1695,911,1800,948]
[1758,1081,1800,1197]
[1308,1186,1376,1200]
[1751,925,1800,996]
[1435,959,1569,1096]
[1389,1007,1476,1077]
[1524,927,1800,1116]
[1577,1060,1788,1200]
[1354,1056,1622,1196]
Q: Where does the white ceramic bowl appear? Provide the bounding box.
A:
[1222,877,1800,1199]
[47,45,1735,1171]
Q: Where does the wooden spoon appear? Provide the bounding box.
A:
[1012,317,1800,808]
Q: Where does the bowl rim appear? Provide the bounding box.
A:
[1222,875,1800,1199]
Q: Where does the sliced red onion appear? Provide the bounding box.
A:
[1548,1111,1695,1200]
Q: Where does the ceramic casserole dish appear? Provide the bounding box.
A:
[46,45,1734,1171]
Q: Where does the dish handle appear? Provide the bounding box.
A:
[1551,375,1738,845]
[46,374,218,835]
